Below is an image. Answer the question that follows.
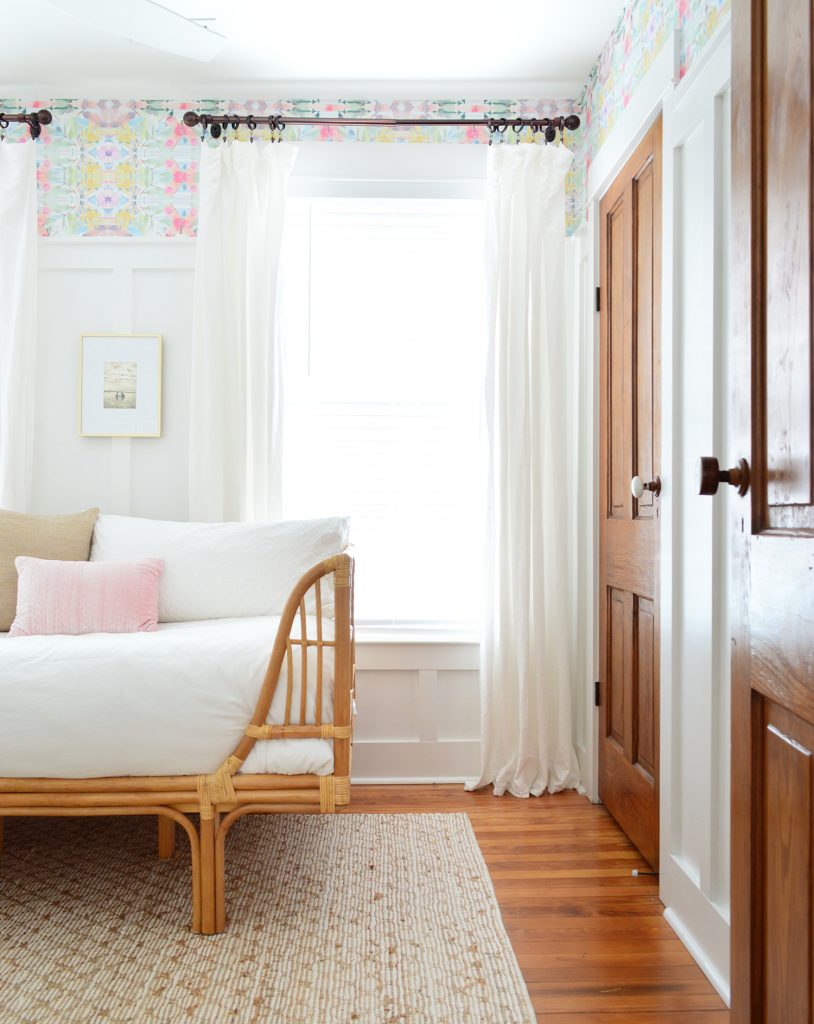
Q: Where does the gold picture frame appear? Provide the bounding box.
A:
[79,333,163,438]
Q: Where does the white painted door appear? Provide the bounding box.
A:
[660,25,732,1002]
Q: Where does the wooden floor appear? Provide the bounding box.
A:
[342,785,729,1023]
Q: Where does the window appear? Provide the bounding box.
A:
[281,195,486,633]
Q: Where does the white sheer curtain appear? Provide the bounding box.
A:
[189,142,297,522]
[0,142,37,512]
[467,143,582,798]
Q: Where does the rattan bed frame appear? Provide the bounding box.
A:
[0,552,355,935]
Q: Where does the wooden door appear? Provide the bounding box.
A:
[598,118,662,870]
[731,0,814,1018]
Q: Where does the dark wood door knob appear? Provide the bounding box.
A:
[697,456,750,496]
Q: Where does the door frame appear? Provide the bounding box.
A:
[573,31,680,802]
[659,24,732,1004]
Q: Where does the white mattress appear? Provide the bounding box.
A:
[0,616,335,779]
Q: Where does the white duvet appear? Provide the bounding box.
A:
[0,617,335,779]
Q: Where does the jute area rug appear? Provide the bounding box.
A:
[0,812,534,1024]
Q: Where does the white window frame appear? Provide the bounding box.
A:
[282,144,487,641]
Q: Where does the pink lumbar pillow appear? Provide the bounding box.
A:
[9,556,164,637]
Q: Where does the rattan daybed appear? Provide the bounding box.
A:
[0,530,355,935]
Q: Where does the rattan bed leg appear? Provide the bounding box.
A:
[319,775,336,813]
[157,815,176,859]
[200,813,219,935]
[215,823,227,933]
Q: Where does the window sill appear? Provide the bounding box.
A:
[355,628,479,646]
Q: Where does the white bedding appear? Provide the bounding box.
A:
[0,616,335,779]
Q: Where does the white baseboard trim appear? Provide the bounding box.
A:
[351,738,480,782]
[663,906,730,1007]
[351,777,469,785]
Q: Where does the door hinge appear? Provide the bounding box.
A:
[595,286,601,312]
[594,680,601,707]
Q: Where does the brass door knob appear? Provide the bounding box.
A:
[631,475,661,499]
[697,456,750,496]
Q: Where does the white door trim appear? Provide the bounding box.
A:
[660,19,732,1004]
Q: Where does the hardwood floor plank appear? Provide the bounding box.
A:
[342,784,729,1020]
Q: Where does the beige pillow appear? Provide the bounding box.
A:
[0,508,99,631]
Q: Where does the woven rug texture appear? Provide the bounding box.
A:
[0,812,534,1024]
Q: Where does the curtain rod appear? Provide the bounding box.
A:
[182,110,580,143]
[0,110,53,140]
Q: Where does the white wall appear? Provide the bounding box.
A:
[32,147,485,784]
[36,241,195,519]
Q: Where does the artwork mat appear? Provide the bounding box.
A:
[79,333,162,437]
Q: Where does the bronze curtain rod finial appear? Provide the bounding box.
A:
[0,109,53,140]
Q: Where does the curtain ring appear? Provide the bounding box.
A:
[276,117,286,143]
[0,116,8,143]
[489,118,508,145]
[247,115,257,143]
[199,114,207,142]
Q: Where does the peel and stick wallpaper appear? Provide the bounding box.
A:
[573,0,731,219]
[0,0,730,240]
[0,98,580,237]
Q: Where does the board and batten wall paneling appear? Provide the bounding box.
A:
[36,241,195,519]
[33,239,481,783]
[660,24,731,1003]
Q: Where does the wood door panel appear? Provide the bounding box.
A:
[634,157,657,520]
[608,587,629,749]
[764,0,812,510]
[599,117,662,870]
[636,597,656,779]
[608,197,631,519]
[759,701,814,1021]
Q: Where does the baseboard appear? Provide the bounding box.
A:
[351,739,480,782]
[663,906,730,1007]
[351,777,469,785]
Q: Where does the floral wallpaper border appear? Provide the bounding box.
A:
[0,97,581,238]
[573,0,731,220]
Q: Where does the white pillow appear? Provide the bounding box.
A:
[90,514,349,623]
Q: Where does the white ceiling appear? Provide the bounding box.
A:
[1,0,626,98]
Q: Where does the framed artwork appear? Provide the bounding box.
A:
[79,334,162,437]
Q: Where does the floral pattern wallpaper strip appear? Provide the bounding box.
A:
[573,0,731,219]
[0,98,580,238]
[0,0,730,240]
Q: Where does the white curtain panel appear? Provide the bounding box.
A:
[467,143,582,798]
[189,142,297,522]
[0,142,37,512]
